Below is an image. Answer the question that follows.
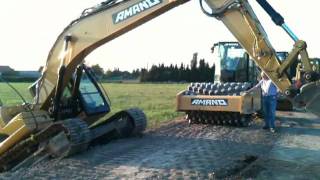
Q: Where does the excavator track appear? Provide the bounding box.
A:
[0,124,65,172]
[0,119,91,172]
[0,108,147,172]
[57,118,92,157]
[125,108,147,135]
[91,108,147,142]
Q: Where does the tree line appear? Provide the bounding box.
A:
[91,53,215,82]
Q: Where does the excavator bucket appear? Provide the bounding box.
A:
[294,81,320,117]
[306,95,320,118]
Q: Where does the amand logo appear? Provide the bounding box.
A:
[191,99,228,106]
[113,0,162,24]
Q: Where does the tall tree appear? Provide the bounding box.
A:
[190,53,198,70]
[91,64,104,78]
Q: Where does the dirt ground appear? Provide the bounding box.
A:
[1,111,319,179]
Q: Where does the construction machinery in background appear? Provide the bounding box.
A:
[1,0,320,172]
[177,42,261,126]
[212,42,259,83]
[311,59,320,73]
[176,42,298,125]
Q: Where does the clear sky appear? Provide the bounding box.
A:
[0,0,319,72]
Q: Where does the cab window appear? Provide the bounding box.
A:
[79,71,109,115]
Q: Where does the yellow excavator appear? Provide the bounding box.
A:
[0,0,320,171]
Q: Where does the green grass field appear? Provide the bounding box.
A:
[0,82,33,105]
[0,82,187,127]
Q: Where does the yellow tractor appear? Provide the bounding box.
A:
[1,0,320,171]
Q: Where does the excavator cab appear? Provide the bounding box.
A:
[77,67,110,116]
[59,64,110,119]
[28,64,111,121]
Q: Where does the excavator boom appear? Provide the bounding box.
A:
[37,0,189,108]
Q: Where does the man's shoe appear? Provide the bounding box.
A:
[262,126,269,130]
[270,128,275,133]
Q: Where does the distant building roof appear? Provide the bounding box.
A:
[18,71,41,78]
[0,66,14,73]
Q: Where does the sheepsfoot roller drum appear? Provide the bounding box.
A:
[176,82,261,127]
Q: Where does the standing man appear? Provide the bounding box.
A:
[248,72,277,133]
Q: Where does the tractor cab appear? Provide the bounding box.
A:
[212,42,258,83]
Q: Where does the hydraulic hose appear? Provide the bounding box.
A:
[256,0,284,26]
[256,0,299,41]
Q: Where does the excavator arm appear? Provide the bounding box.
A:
[36,0,320,116]
[201,0,320,116]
